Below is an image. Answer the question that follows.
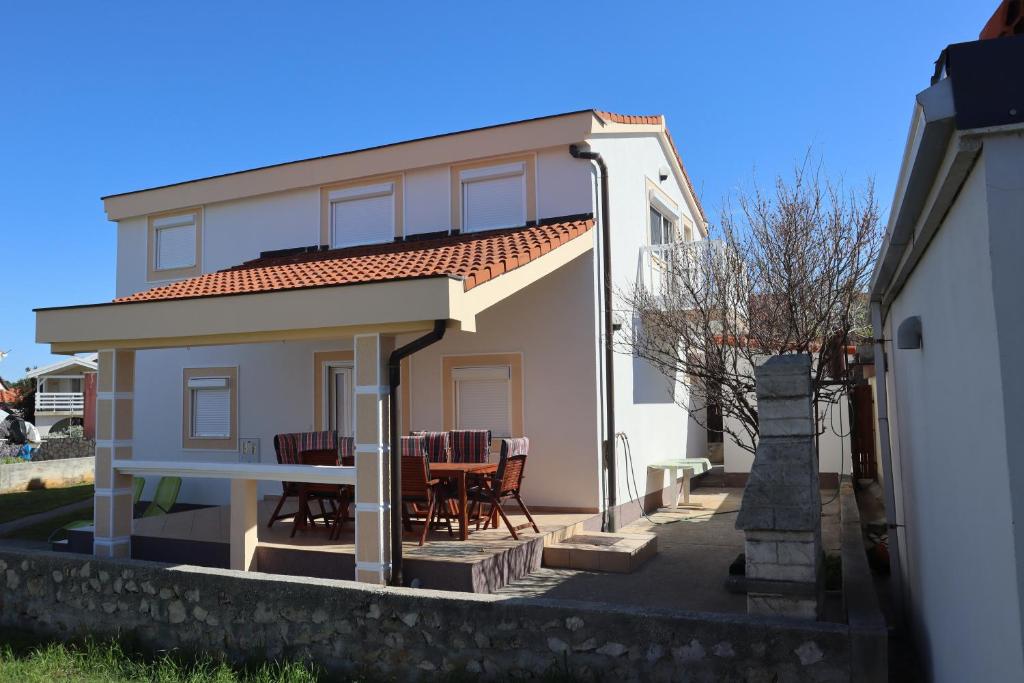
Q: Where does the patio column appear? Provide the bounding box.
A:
[353,333,394,585]
[93,349,135,559]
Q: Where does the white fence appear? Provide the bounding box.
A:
[35,392,84,413]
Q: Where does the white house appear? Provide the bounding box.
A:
[871,33,1024,682]
[35,109,713,583]
[25,354,97,436]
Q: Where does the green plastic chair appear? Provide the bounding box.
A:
[142,476,182,518]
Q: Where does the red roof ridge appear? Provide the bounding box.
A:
[593,110,706,223]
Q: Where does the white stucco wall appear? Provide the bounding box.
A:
[722,392,854,478]
[404,251,600,510]
[585,134,705,510]
[882,154,1023,683]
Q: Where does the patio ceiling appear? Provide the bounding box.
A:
[35,218,594,353]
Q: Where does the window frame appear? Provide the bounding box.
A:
[450,155,536,233]
[452,365,514,438]
[147,208,202,282]
[319,175,403,247]
[181,366,238,451]
[312,350,355,431]
[442,353,524,449]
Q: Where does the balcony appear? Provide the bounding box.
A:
[35,392,84,414]
[636,239,726,309]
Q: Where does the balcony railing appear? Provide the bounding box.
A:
[637,240,726,308]
[35,392,84,413]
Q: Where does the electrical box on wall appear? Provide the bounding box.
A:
[239,438,260,463]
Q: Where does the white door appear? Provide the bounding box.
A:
[325,365,353,436]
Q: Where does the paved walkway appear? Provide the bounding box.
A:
[496,487,841,614]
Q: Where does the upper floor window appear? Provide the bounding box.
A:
[328,181,396,248]
[148,209,202,281]
[649,206,677,245]
[459,162,527,232]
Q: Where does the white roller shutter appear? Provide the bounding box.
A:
[330,182,394,248]
[454,365,512,437]
[189,377,231,438]
[461,163,526,232]
[154,214,196,270]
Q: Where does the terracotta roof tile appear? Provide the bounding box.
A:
[114,217,594,304]
[594,110,707,223]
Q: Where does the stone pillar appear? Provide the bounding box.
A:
[736,354,822,619]
[93,349,135,559]
[353,333,393,585]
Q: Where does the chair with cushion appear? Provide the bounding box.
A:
[292,448,352,539]
[269,430,341,528]
[450,430,491,464]
[468,444,539,540]
[400,435,427,458]
[400,455,453,545]
[412,431,450,463]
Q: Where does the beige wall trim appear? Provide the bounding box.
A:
[313,350,354,431]
[399,356,411,437]
[182,366,238,451]
[441,353,524,442]
[319,174,403,246]
[103,112,595,221]
[147,207,203,282]
[37,277,467,353]
[449,153,537,233]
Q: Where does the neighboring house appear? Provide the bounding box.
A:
[35,109,712,575]
[25,354,97,436]
[871,30,1024,683]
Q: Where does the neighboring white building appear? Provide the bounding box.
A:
[36,110,710,534]
[25,354,97,436]
[871,35,1024,682]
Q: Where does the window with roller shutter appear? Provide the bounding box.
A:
[329,182,395,248]
[460,162,526,232]
[453,365,512,438]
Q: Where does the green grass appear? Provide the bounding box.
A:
[0,484,94,525]
[0,506,94,542]
[0,633,323,683]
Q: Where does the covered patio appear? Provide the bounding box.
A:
[35,219,597,587]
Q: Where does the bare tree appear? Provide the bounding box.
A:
[620,157,881,453]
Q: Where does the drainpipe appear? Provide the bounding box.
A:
[570,144,617,532]
[871,300,906,633]
[387,319,447,586]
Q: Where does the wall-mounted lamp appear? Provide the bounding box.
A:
[658,166,670,182]
[896,316,923,350]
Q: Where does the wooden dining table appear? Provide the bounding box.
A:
[428,461,498,541]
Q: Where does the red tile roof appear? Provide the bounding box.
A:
[595,111,707,223]
[0,388,20,405]
[114,217,594,304]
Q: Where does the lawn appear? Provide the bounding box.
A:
[0,634,323,683]
[0,506,94,542]
[0,484,93,525]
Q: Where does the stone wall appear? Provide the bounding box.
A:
[0,437,95,462]
[0,547,857,681]
[0,456,95,493]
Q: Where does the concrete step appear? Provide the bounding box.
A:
[542,531,657,573]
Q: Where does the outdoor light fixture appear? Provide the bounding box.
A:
[658,166,670,181]
[896,316,923,350]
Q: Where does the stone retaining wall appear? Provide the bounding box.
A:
[34,437,96,462]
[0,456,95,493]
[0,547,857,681]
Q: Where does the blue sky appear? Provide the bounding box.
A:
[0,1,991,379]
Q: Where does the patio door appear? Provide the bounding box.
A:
[324,364,354,437]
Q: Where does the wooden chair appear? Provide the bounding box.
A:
[291,448,352,539]
[450,430,491,463]
[269,430,341,528]
[400,455,453,545]
[412,431,450,463]
[468,453,539,540]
